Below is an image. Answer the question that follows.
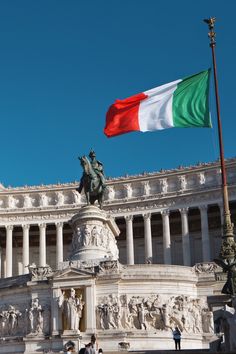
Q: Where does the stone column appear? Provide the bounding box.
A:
[51,288,62,335]
[143,213,153,263]
[39,223,47,267]
[199,205,211,261]
[85,285,96,332]
[125,215,134,265]
[179,208,191,266]
[6,225,13,277]
[22,224,30,274]
[56,222,63,268]
[161,210,171,264]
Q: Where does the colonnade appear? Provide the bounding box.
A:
[4,222,64,278]
[124,204,220,266]
[0,203,223,278]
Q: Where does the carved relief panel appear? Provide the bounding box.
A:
[96,293,214,334]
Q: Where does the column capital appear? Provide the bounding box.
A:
[161,209,170,217]
[22,224,30,231]
[142,212,151,220]
[179,207,189,215]
[125,215,133,222]
[38,223,46,229]
[55,221,63,229]
[6,225,14,231]
[199,204,208,212]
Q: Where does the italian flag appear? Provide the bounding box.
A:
[104,70,212,137]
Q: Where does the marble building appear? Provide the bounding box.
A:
[0,158,235,353]
[0,157,235,276]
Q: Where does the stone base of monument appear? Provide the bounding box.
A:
[0,202,224,354]
[94,330,213,352]
[69,205,120,262]
[61,331,82,353]
[23,336,52,354]
[62,329,81,336]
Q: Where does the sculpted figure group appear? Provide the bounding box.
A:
[0,298,49,337]
[0,305,22,336]
[96,294,214,334]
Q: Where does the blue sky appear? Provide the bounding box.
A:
[0,0,235,187]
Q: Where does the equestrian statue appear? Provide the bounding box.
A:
[77,150,106,208]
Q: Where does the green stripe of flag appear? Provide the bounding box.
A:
[173,69,212,128]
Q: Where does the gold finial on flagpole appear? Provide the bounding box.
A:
[204,17,216,46]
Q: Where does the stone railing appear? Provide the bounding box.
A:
[0,160,234,211]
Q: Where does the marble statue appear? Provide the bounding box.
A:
[179,175,187,191]
[142,181,150,196]
[40,193,48,207]
[107,186,115,200]
[124,184,132,198]
[26,298,44,335]
[0,305,22,336]
[56,191,65,206]
[24,194,32,208]
[58,288,85,331]
[160,179,168,194]
[72,190,81,204]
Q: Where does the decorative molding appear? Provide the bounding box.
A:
[194,262,218,274]
[0,159,234,223]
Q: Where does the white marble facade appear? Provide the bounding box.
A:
[0,158,235,352]
[0,158,235,278]
[0,259,221,353]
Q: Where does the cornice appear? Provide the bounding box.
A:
[0,158,234,223]
[0,157,235,192]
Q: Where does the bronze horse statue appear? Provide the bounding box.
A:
[77,156,104,207]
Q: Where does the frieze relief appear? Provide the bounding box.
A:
[71,224,119,260]
[0,190,81,212]
[96,294,214,334]
[0,305,22,337]
[0,212,75,223]
[0,298,50,338]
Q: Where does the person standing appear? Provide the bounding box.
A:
[172,326,181,350]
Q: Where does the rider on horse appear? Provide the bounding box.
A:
[88,150,106,190]
[77,150,106,206]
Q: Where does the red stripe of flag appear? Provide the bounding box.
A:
[104,92,147,137]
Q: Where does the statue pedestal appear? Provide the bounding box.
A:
[69,205,120,262]
[62,329,81,336]
[61,331,82,353]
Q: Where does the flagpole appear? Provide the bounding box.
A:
[204,18,235,270]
